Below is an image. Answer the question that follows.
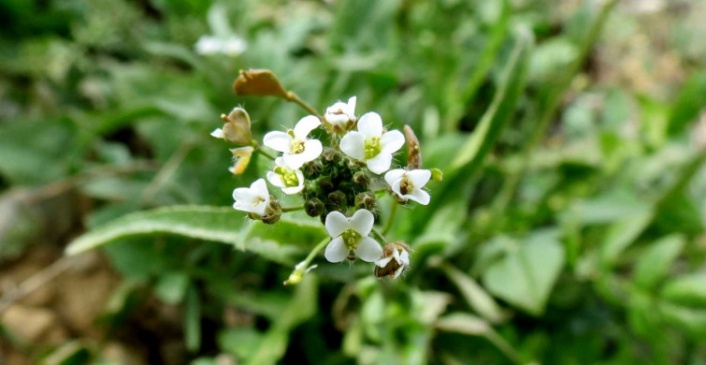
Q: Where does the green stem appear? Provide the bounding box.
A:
[252,141,276,161]
[286,91,321,117]
[382,199,398,235]
[371,228,387,245]
[283,237,330,285]
[282,205,304,213]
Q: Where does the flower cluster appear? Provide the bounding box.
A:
[213,97,436,282]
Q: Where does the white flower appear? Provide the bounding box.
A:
[266,157,305,195]
[340,112,405,174]
[263,115,323,169]
[324,96,357,129]
[375,242,410,279]
[324,209,382,263]
[384,169,432,205]
[232,178,270,215]
[195,35,247,56]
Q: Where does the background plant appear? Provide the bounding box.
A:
[1,0,706,364]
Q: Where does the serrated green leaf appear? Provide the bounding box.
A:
[65,206,324,265]
[483,234,565,316]
[65,206,243,255]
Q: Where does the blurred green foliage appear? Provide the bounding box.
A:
[2,0,706,364]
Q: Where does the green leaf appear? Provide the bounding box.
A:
[659,302,706,336]
[599,211,653,269]
[412,30,531,234]
[246,276,318,365]
[441,263,507,323]
[154,272,190,305]
[661,274,706,307]
[185,285,201,352]
[65,206,243,255]
[435,312,490,336]
[218,328,264,361]
[482,234,565,316]
[634,235,684,290]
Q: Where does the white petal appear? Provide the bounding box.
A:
[326,113,348,126]
[357,112,383,138]
[263,131,291,153]
[250,179,269,198]
[349,209,374,235]
[380,130,405,154]
[283,154,306,169]
[392,248,401,265]
[399,250,410,265]
[266,171,286,188]
[324,237,348,263]
[407,169,432,188]
[354,237,383,262]
[325,211,349,238]
[211,128,224,138]
[375,256,393,268]
[282,185,304,195]
[366,153,393,174]
[389,179,403,198]
[233,187,257,204]
[347,96,357,117]
[407,189,430,205]
[232,201,251,213]
[384,169,405,187]
[252,201,268,216]
[300,139,323,162]
[340,132,366,160]
[293,115,321,138]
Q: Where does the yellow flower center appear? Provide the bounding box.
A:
[342,229,361,250]
[274,166,299,187]
[400,176,414,195]
[364,136,381,159]
[290,139,305,154]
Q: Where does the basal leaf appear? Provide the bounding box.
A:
[483,234,565,316]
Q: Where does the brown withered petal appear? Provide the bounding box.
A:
[219,107,252,145]
[233,69,288,98]
[404,125,422,169]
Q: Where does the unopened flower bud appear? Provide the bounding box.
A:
[260,198,282,224]
[404,125,422,169]
[327,190,347,208]
[352,171,370,187]
[374,242,410,279]
[305,198,325,217]
[355,191,376,211]
[318,177,334,193]
[321,148,341,163]
[302,161,322,179]
[212,107,252,145]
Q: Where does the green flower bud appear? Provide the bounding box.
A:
[304,198,325,217]
[318,177,334,193]
[321,147,341,163]
[355,191,376,211]
[328,190,347,209]
[352,171,370,187]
